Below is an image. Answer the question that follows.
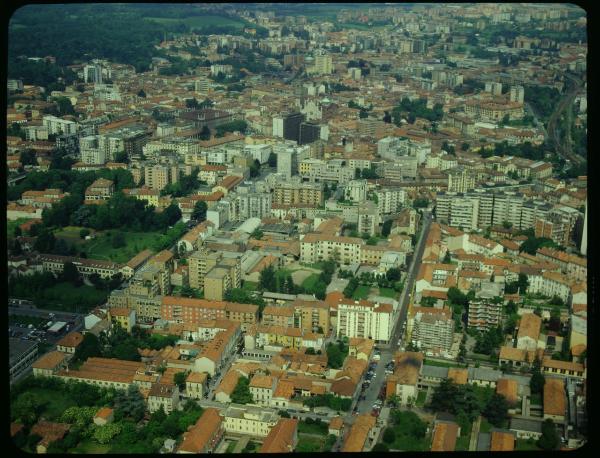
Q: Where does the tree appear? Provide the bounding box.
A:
[268,152,277,167]
[259,264,276,291]
[381,219,393,237]
[111,231,126,248]
[249,159,261,177]
[484,393,509,426]
[386,267,401,282]
[114,385,146,422]
[114,151,129,164]
[79,228,90,239]
[137,89,146,98]
[12,392,46,426]
[530,369,545,395]
[20,149,37,166]
[174,372,187,391]
[33,228,56,253]
[93,423,122,444]
[231,376,253,404]
[61,261,81,285]
[191,201,207,222]
[461,142,470,151]
[373,443,390,452]
[72,332,102,364]
[538,419,560,450]
[383,428,396,444]
[199,126,211,141]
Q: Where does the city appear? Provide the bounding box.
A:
[7,3,587,454]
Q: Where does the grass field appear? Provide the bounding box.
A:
[378,287,398,298]
[146,15,246,29]
[479,417,492,433]
[33,282,108,313]
[301,273,321,291]
[71,440,110,454]
[352,285,371,300]
[225,441,237,454]
[81,231,160,263]
[7,218,31,238]
[298,421,328,436]
[515,439,541,451]
[22,387,78,420]
[295,434,326,452]
[416,390,427,407]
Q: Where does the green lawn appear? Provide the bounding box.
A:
[423,359,466,368]
[298,420,328,436]
[416,390,427,407]
[30,282,108,313]
[19,387,78,421]
[81,231,160,263]
[225,441,238,454]
[7,218,31,237]
[390,433,431,451]
[378,287,398,298]
[242,281,258,291]
[516,438,542,451]
[479,418,492,433]
[302,273,321,291]
[295,434,326,452]
[145,15,246,29]
[352,285,371,300]
[71,439,111,454]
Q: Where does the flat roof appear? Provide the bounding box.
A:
[9,337,38,365]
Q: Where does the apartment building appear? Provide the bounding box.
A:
[145,164,179,191]
[386,351,423,406]
[300,233,364,265]
[262,306,296,328]
[299,158,355,185]
[43,115,78,136]
[447,166,477,193]
[161,296,258,330]
[148,383,179,413]
[189,250,221,289]
[464,100,524,122]
[273,181,324,207]
[409,306,454,354]
[259,418,299,453]
[204,267,232,301]
[376,188,406,214]
[222,405,280,437]
[10,338,38,384]
[178,408,224,453]
[40,254,123,280]
[336,300,394,343]
[516,313,542,351]
[84,178,114,201]
[185,372,208,399]
[249,374,277,405]
[467,299,502,332]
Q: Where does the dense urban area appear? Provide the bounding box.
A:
[7,2,587,454]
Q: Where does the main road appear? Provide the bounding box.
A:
[546,73,585,166]
[329,210,433,450]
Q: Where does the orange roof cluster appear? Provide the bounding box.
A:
[490,431,515,451]
[273,379,295,399]
[431,421,459,451]
[30,421,70,448]
[447,368,468,385]
[216,369,242,396]
[517,313,542,341]
[32,351,68,370]
[341,414,375,452]
[259,418,298,453]
[56,331,84,349]
[178,408,223,453]
[543,378,566,417]
[496,378,519,405]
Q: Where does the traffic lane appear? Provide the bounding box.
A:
[356,352,392,415]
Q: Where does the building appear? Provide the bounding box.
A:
[386,351,423,406]
[56,331,84,354]
[300,233,364,265]
[336,299,394,343]
[204,267,232,301]
[178,408,224,453]
[447,167,476,193]
[410,307,454,355]
[32,351,69,377]
[222,404,280,437]
[9,337,38,384]
[84,178,114,201]
[467,299,502,332]
[543,378,566,421]
[148,383,179,414]
[431,420,460,452]
[341,414,377,452]
[260,418,299,453]
[93,408,114,426]
[30,421,71,454]
[43,115,78,136]
[282,112,305,143]
[186,372,208,399]
[273,181,324,207]
[249,374,277,405]
[107,308,136,333]
[516,313,542,351]
[145,164,179,191]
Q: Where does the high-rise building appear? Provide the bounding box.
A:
[298,122,321,145]
[447,166,477,193]
[84,64,103,84]
[312,52,332,75]
[581,199,587,256]
[282,112,305,143]
[410,307,454,354]
[144,165,179,191]
[509,85,525,103]
[484,81,503,96]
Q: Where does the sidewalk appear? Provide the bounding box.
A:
[469,416,482,451]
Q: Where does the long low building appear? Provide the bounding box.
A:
[39,253,124,280]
